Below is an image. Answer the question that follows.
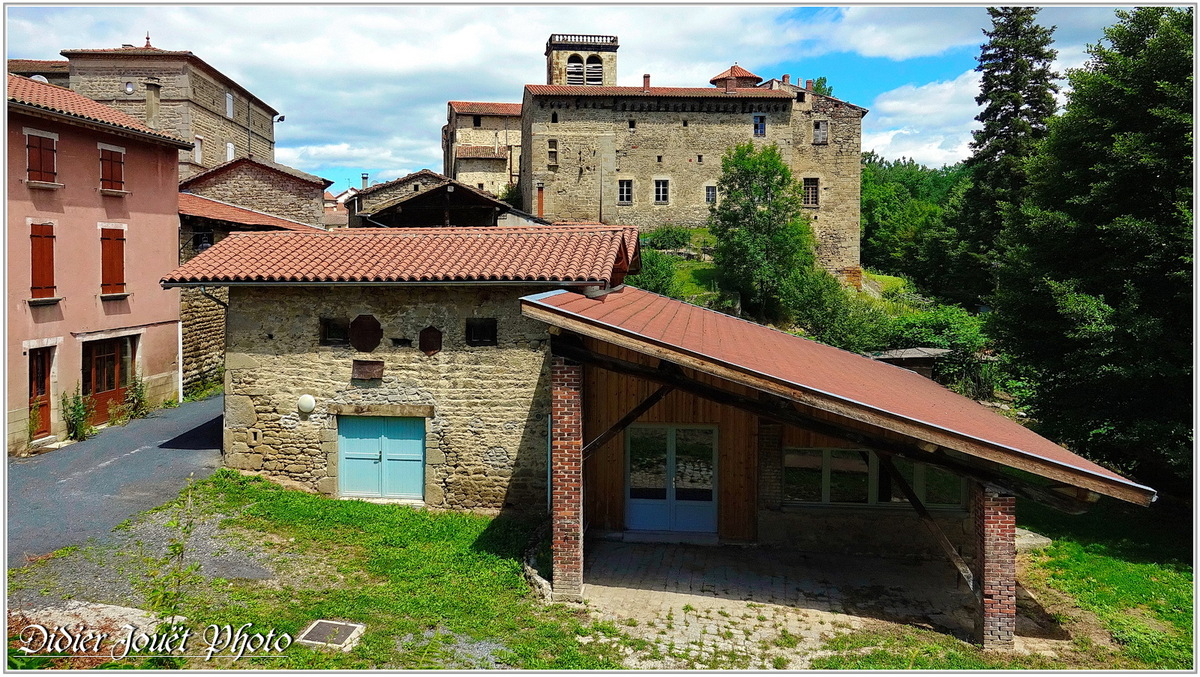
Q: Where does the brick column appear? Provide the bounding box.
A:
[550,356,584,602]
[972,482,1016,649]
[757,419,783,510]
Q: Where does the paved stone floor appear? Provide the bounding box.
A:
[579,540,977,669]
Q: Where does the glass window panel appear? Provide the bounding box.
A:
[877,455,915,505]
[783,449,823,502]
[925,465,964,506]
[673,428,714,502]
[119,337,133,388]
[828,449,869,503]
[628,428,667,500]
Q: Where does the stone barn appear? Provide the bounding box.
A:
[161,226,1155,650]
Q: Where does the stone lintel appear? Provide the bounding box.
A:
[325,403,434,418]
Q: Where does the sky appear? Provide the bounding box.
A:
[6,4,1129,191]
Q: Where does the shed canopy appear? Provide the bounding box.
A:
[521,287,1155,506]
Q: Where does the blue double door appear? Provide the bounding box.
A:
[338,416,426,499]
[626,426,718,533]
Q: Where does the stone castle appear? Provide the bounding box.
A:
[444,34,867,284]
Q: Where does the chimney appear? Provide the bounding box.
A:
[144,81,161,129]
[643,73,650,90]
[724,78,734,93]
[782,74,790,85]
[805,79,814,91]
[361,173,369,189]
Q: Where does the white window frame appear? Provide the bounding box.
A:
[617,179,632,205]
[225,92,235,118]
[193,136,204,164]
[753,114,767,137]
[226,142,235,161]
[705,185,717,204]
[782,447,966,509]
[653,178,669,205]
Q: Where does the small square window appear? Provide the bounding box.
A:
[477,183,484,190]
[753,115,766,137]
[472,115,482,127]
[465,318,498,346]
[682,120,688,127]
[656,155,662,163]
[628,119,636,130]
[319,318,350,346]
[697,154,703,163]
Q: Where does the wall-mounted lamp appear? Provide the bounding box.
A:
[273,114,285,123]
[124,81,135,95]
[297,394,316,414]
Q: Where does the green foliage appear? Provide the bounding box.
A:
[810,76,833,97]
[59,384,96,441]
[8,639,66,669]
[708,142,814,321]
[640,224,693,250]
[948,6,1060,306]
[124,372,151,419]
[780,269,895,354]
[498,182,522,211]
[673,260,719,301]
[626,249,681,298]
[990,7,1193,486]
[889,303,991,396]
[184,368,224,402]
[26,400,41,444]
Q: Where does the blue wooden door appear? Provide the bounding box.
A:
[339,416,425,499]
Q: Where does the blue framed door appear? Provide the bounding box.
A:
[625,425,717,533]
[338,416,425,499]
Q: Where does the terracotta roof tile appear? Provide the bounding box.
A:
[449,101,522,116]
[455,145,508,160]
[8,59,70,73]
[179,193,323,232]
[709,63,761,84]
[7,74,189,147]
[525,84,791,99]
[179,155,332,188]
[522,287,1155,502]
[162,225,640,285]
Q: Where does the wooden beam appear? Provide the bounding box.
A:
[877,453,976,591]
[582,384,673,460]
[551,338,1093,514]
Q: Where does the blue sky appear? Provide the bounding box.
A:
[7,5,1127,191]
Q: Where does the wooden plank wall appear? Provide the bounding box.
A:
[581,338,759,541]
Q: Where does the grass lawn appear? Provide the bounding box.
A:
[674,259,719,300]
[90,469,621,669]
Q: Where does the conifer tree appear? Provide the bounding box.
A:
[948,7,1059,306]
[991,7,1193,487]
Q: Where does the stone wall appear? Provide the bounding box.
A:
[222,285,556,511]
[356,173,443,215]
[520,89,864,280]
[180,287,226,391]
[448,112,522,189]
[455,157,509,195]
[184,163,324,226]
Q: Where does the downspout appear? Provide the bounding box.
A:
[361,214,391,229]
[176,320,183,402]
[199,285,228,309]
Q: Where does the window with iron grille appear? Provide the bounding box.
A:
[465,318,498,346]
[753,115,766,137]
[100,228,125,294]
[26,133,56,183]
[802,178,820,207]
[813,120,829,145]
[30,223,55,298]
[100,148,124,190]
[654,179,669,204]
[618,179,632,205]
[705,185,716,204]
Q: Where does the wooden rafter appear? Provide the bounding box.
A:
[582,383,673,460]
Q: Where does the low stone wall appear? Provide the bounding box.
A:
[222,285,555,511]
[757,507,973,558]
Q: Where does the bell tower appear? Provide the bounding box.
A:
[545,34,619,86]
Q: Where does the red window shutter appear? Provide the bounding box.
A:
[30,224,55,298]
[100,228,126,294]
[100,149,124,190]
[26,136,56,183]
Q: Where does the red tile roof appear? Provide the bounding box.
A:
[449,101,522,116]
[162,225,640,286]
[455,145,508,160]
[521,287,1155,504]
[709,64,761,84]
[7,74,190,147]
[179,155,332,188]
[526,84,792,99]
[178,193,323,232]
[8,59,70,73]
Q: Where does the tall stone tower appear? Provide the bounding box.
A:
[545,34,619,86]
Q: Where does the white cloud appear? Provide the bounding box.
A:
[795,6,988,60]
[863,70,981,166]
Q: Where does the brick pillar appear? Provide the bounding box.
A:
[550,356,584,602]
[757,419,783,510]
[972,482,1016,649]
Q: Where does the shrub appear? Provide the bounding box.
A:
[498,183,522,211]
[641,224,693,250]
[124,372,151,419]
[626,249,680,297]
[60,385,96,441]
[781,269,895,353]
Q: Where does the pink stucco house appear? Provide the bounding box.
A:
[7,74,192,452]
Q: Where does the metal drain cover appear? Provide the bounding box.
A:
[296,619,366,651]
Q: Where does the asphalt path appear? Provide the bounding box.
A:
[6,395,222,568]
